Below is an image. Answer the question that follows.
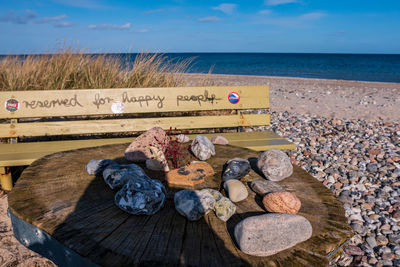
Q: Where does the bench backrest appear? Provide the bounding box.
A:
[0,85,269,141]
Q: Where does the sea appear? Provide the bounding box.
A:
[123,53,400,83]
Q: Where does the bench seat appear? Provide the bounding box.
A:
[0,131,295,167]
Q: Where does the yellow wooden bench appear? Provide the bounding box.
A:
[0,85,295,190]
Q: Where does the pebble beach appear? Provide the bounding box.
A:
[1,74,400,266]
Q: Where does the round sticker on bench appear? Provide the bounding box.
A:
[228,92,240,104]
[111,101,124,114]
[5,99,19,112]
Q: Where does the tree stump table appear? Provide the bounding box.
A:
[8,143,353,267]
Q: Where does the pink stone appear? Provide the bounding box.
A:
[125,127,169,162]
[211,135,229,145]
[344,245,364,256]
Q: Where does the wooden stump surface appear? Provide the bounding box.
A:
[8,143,353,267]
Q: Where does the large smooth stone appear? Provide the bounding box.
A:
[191,135,215,161]
[234,214,313,256]
[166,162,215,187]
[250,179,285,196]
[257,149,293,181]
[125,127,169,162]
[211,135,229,145]
[222,158,251,181]
[262,192,301,214]
[223,179,248,202]
[174,189,216,221]
[103,163,150,190]
[114,177,166,215]
[214,196,236,222]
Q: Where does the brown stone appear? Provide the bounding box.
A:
[166,162,215,187]
[262,192,301,214]
[344,245,364,256]
[125,127,169,162]
[211,135,229,145]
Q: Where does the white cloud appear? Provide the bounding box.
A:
[198,16,220,22]
[259,9,272,15]
[143,9,165,15]
[0,10,38,24]
[299,12,326,20]
[55,21,73,28]
[36,14,67,23]
[265,0,300,6]
[212,3,237,14]
[89,22,131,30]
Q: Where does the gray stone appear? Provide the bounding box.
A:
[214,197,236,222]
[250,179,285,196]
[366,236,377,248]
[388,234,400,244]
[103,163,149,190]
[86,159,119,176]
[222,158,251,181]
[224,179,248,202]
[367,163,378,172]
[191,135,216,161]
[114,176,166,215]
[234,213,312,256]
[174,189,216,221]
[257,149,293,181]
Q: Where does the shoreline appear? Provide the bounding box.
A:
[184,73,400,122]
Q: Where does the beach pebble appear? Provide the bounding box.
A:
[125,127,169,162]
[214,196,236,222]
[191,135,216,160]
[174,189,216,221]
[234,213,312,256]
[222,158,251,181]
[250,179,285,196]
[257,149,293,181]
[114,176,166,215]
[166,162,215,187]
[262,192,301,214]
[224,179,248,202]
[211,135,229,145]
[176,134,190,143]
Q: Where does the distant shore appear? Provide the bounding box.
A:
[184,73,400,122]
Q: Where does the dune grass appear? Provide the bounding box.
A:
[0,49,198,91]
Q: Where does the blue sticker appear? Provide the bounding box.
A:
[228,92,240,104]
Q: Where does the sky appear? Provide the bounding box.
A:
[0,0,400,54]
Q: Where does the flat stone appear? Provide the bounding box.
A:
[114,176,166,215]
[262,192,301,214]
[223,179,248,202]
[222,158,251,181]
[211,135,229,145]
[191,135,215,161]
[234,213,313,257]
[125,127,169,162]
[250,179,285,196]
[166,162,215,187]
[257,149,293,181]
[174,189,216,221]
[214,196,236,222]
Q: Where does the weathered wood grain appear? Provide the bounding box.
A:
[8,144,352,266]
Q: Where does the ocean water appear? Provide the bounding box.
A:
[123,53,400,83]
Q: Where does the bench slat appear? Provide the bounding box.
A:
[0,86,269,119]
[0,114,270,138]
[0,131,293,167]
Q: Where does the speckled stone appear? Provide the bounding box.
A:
[234,213,313,256]
[257,149,293,181]
[214,197,236,222]
[262,192,301,214]
[174,189,216,221]
[250,179,285,196]
[114,176,166,215]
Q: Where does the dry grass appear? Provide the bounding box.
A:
[0,49,198,91]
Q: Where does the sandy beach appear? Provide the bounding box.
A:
[1,74,399,266]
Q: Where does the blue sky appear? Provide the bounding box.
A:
[0,0,399,54]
